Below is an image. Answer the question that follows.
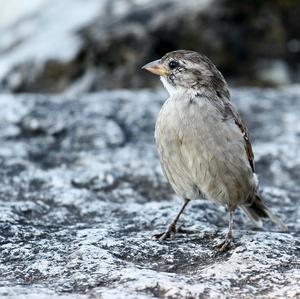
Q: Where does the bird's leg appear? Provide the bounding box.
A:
[152,199,190,241]
[215,210,234,252]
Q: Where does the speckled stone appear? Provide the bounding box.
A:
[0,87,299,298]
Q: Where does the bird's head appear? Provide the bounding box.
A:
[142,50,228,98]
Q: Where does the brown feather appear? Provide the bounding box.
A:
[226,103,255,173]
[233,114,255,173]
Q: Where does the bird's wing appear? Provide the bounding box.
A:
[227,104,255,173]
[201,94,255,173]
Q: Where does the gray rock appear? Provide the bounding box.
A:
[256,60,292,86]
[0,87,299,298]
[0,0,149,92]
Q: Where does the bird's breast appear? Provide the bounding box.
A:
[155,95,216,145]
[155,94,255,206]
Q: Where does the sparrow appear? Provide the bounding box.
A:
[142,50,287,251]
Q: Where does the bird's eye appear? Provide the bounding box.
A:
[168,60,179,69]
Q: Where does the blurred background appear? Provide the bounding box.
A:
[1,0,300,94]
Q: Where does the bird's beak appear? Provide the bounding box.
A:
[142,59,168,76]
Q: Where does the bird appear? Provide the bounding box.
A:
[142,50,287,251]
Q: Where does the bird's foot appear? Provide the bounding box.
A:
[152,224,176,241]
[215,236,233,252]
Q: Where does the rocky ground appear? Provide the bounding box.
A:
[0,87,299,298]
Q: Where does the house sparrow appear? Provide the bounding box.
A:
[142,50,287,251]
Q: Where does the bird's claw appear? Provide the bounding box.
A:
[215,237,233,252]
[152,225,176,241]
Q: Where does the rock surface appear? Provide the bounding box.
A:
[0,87,299,298]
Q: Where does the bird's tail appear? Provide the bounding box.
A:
[241,194,287,231]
